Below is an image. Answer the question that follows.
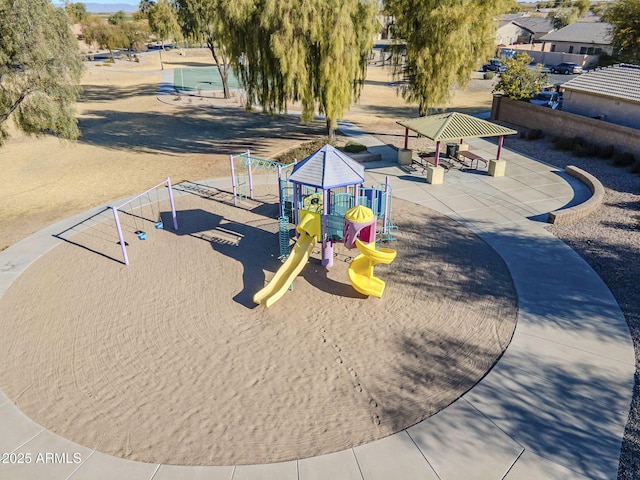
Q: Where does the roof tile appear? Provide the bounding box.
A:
[561,64,640,104]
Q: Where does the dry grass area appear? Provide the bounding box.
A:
[0,48,497,251]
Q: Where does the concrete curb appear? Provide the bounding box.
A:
[547,165,605,224]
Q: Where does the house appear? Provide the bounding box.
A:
[496,21,534,45]
[539,22,613,56]
[560,64,640,130]
[512,17,555,43]
[496,13,533,45]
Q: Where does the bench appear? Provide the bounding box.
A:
[546,166,604,224]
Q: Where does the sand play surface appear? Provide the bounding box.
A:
[0,183,517,466]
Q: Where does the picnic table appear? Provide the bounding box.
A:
[412,152,450,174]
[456,150,488,170]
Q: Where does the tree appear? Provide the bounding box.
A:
[82,16,128,62]
[138,0,155,16]
[551,8,579,29]
[506,0,522,14]
[66,2,88,23]
[173,0,238,99]
[550,0,591,29]
[0,0,84,146]
[121,20,150,55]
[603,0,640,64]
[493,53,548,101]
[573,0,591,17]
[148,0,181,50]
[384,0,514,116]
[108,10,127,25]
[229,0,378,139]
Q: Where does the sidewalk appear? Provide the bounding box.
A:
[0,127,634,479]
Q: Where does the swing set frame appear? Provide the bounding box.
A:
[112,177,178,265]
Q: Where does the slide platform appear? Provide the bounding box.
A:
[348,239,397,298]
[253,212,319,308]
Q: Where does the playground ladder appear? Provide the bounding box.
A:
[278,215,291,260]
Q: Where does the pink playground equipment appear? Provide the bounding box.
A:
[250,144,397,307]
[344,205,397,298]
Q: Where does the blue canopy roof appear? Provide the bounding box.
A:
[288,144,365,189]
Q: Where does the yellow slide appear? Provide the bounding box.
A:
[253,211,320,308]
[348,238,397,298]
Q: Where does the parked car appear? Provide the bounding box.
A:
[482,58,507,73]
[549,62,583,74]
[529,91,562,109]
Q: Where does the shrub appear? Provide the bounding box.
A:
[573,143,596,157]
[554,136,576,151]
[613,152,636,167]
[274,137,334,164]
[483,71,495,80]
[598,144,615,159]
[526,129,543,140]
[340,141,368,154]
[572,136,586,147]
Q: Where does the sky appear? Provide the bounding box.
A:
[54,1,137,5]
[56,1,139,13]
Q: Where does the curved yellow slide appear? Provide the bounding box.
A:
[348,238,397,298]
[253,212,319,308]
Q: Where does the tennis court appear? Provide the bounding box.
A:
[173,67,241,94]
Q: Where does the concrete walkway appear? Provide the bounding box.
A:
[0,127,634,480]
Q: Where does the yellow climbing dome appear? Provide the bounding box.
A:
[345,205,375,224]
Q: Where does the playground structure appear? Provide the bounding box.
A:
[252,211,321,308]
[229,144,398,306]
[111,177,178,265]
[344,205,397,298]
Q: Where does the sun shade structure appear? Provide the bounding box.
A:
[288,144,366,189]
[397,112,517,167]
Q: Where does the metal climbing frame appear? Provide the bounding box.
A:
[229,151,293,208]
[377,178,398,243]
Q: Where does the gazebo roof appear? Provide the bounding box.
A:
[288,144,365,189]
[397,112,517,141]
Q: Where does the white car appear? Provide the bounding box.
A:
[529,91,561,110]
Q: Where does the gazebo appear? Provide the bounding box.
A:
[397,112,517,183]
